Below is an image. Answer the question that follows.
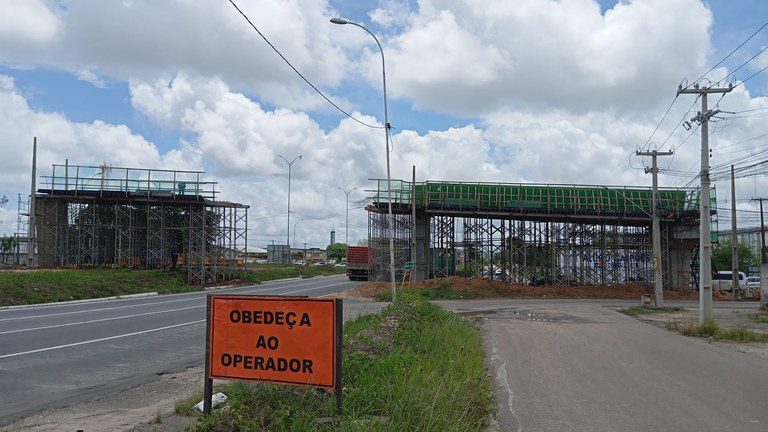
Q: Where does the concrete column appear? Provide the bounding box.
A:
[412,211,429,281]
[760,263,768,311]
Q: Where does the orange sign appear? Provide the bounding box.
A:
[207,295,339,388]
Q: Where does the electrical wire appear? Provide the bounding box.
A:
[639,94,679,152]
[684,20,768,90]
[226,0,384,130]
[734,64,768,89]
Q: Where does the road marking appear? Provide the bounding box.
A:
[0,277,346,322]
[0,320,206,360]
[0,282,355,335]
[0,305,204,335]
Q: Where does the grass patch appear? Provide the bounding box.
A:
[374,281,489,302]
[681,321,720,338]
[618,306,685,316]
[748,312,768,324]
[0,269,192,306]
[175,391,204,416]
[674,321,768,342]
[236,265,344,284]
[192,292,493,431]
[0,265,346,307]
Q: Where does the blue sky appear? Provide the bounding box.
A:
[2,0,768,245]
[4,0,768,158]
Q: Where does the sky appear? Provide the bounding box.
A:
[1,0,768,248]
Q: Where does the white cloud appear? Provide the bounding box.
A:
[0,0,61,54]
[0,0,360,112]
[366,0,712,115]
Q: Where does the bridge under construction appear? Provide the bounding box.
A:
[366,179,714,290]
[31,163,248,285]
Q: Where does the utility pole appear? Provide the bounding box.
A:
[636,149,673,307]
[755,198,768,311]
[337,187,357,246]
[678,83,733,324]
[27,137,37,268]
[751,197,767,263]
[731,165,739,299]
[278,155,302,263]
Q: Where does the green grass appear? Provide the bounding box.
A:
[192,292,493,431]
[748,312,768,324]
[0,265,345,307]
[375,281,489,302]
[675,321,768,342]
[0,269,192,306]
[618,306,685,316]
[236,265,344,284]
[175,391,204,416]
[681,321,720,338]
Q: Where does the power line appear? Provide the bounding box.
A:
[734,64,768,88]
[685,20,768,90]
[716,44,768,85]
[639,94,679,152]
[226,0,384,130]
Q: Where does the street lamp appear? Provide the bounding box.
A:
[337,187,357,246]
[278,154,302,263]
[293,217,305,250]
[331,17,397,301]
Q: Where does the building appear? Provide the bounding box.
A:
[717,226,766,257]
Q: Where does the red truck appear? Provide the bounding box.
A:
[346,246,372,281]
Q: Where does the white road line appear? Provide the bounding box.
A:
[0,320,206,360]
[0,279,355,344]
[0,277,343,322]
[0,305,204,335]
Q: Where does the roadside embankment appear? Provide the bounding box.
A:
[346,276,700,302]
[181,292,493,431]
[0,265,344,307]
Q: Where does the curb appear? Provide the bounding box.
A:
[0,292,160,310]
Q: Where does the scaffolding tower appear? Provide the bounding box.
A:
[33,164,248,284]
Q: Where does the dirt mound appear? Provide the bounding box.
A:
[347,276,700,300]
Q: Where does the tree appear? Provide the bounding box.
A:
[712,239,759,272]
[357,239,369,247]
[326,242,348,261]
[0,236,16,264]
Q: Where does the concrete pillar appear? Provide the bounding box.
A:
[412,211,429,281]
[760,264,768,311]
[667,249,691,291]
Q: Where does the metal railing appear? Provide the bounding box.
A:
[40,164,218,199]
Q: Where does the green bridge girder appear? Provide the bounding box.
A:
[370,180,716,222]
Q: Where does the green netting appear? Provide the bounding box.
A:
[408,182,699,215]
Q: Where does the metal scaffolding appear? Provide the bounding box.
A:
[367,210,411,281]
[367,178,692,287]
[33,164,248,284]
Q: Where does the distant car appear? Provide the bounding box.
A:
[713,271,747,293]
[293,259,305,265]
[747,276,761,295]
[335,262,347,267]
[313,261,327,266]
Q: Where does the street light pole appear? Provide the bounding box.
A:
[331,17,397,302]
[278,154,302,263]
[337,187,357,246]
[293,218,305,250]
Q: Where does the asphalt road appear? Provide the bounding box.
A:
[5,286,767,431]
[0,274,374,425]
[448,299,768,432]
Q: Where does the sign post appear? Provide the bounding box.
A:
[204,295,343,414]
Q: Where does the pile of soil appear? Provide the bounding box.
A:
[347,276,701,300]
